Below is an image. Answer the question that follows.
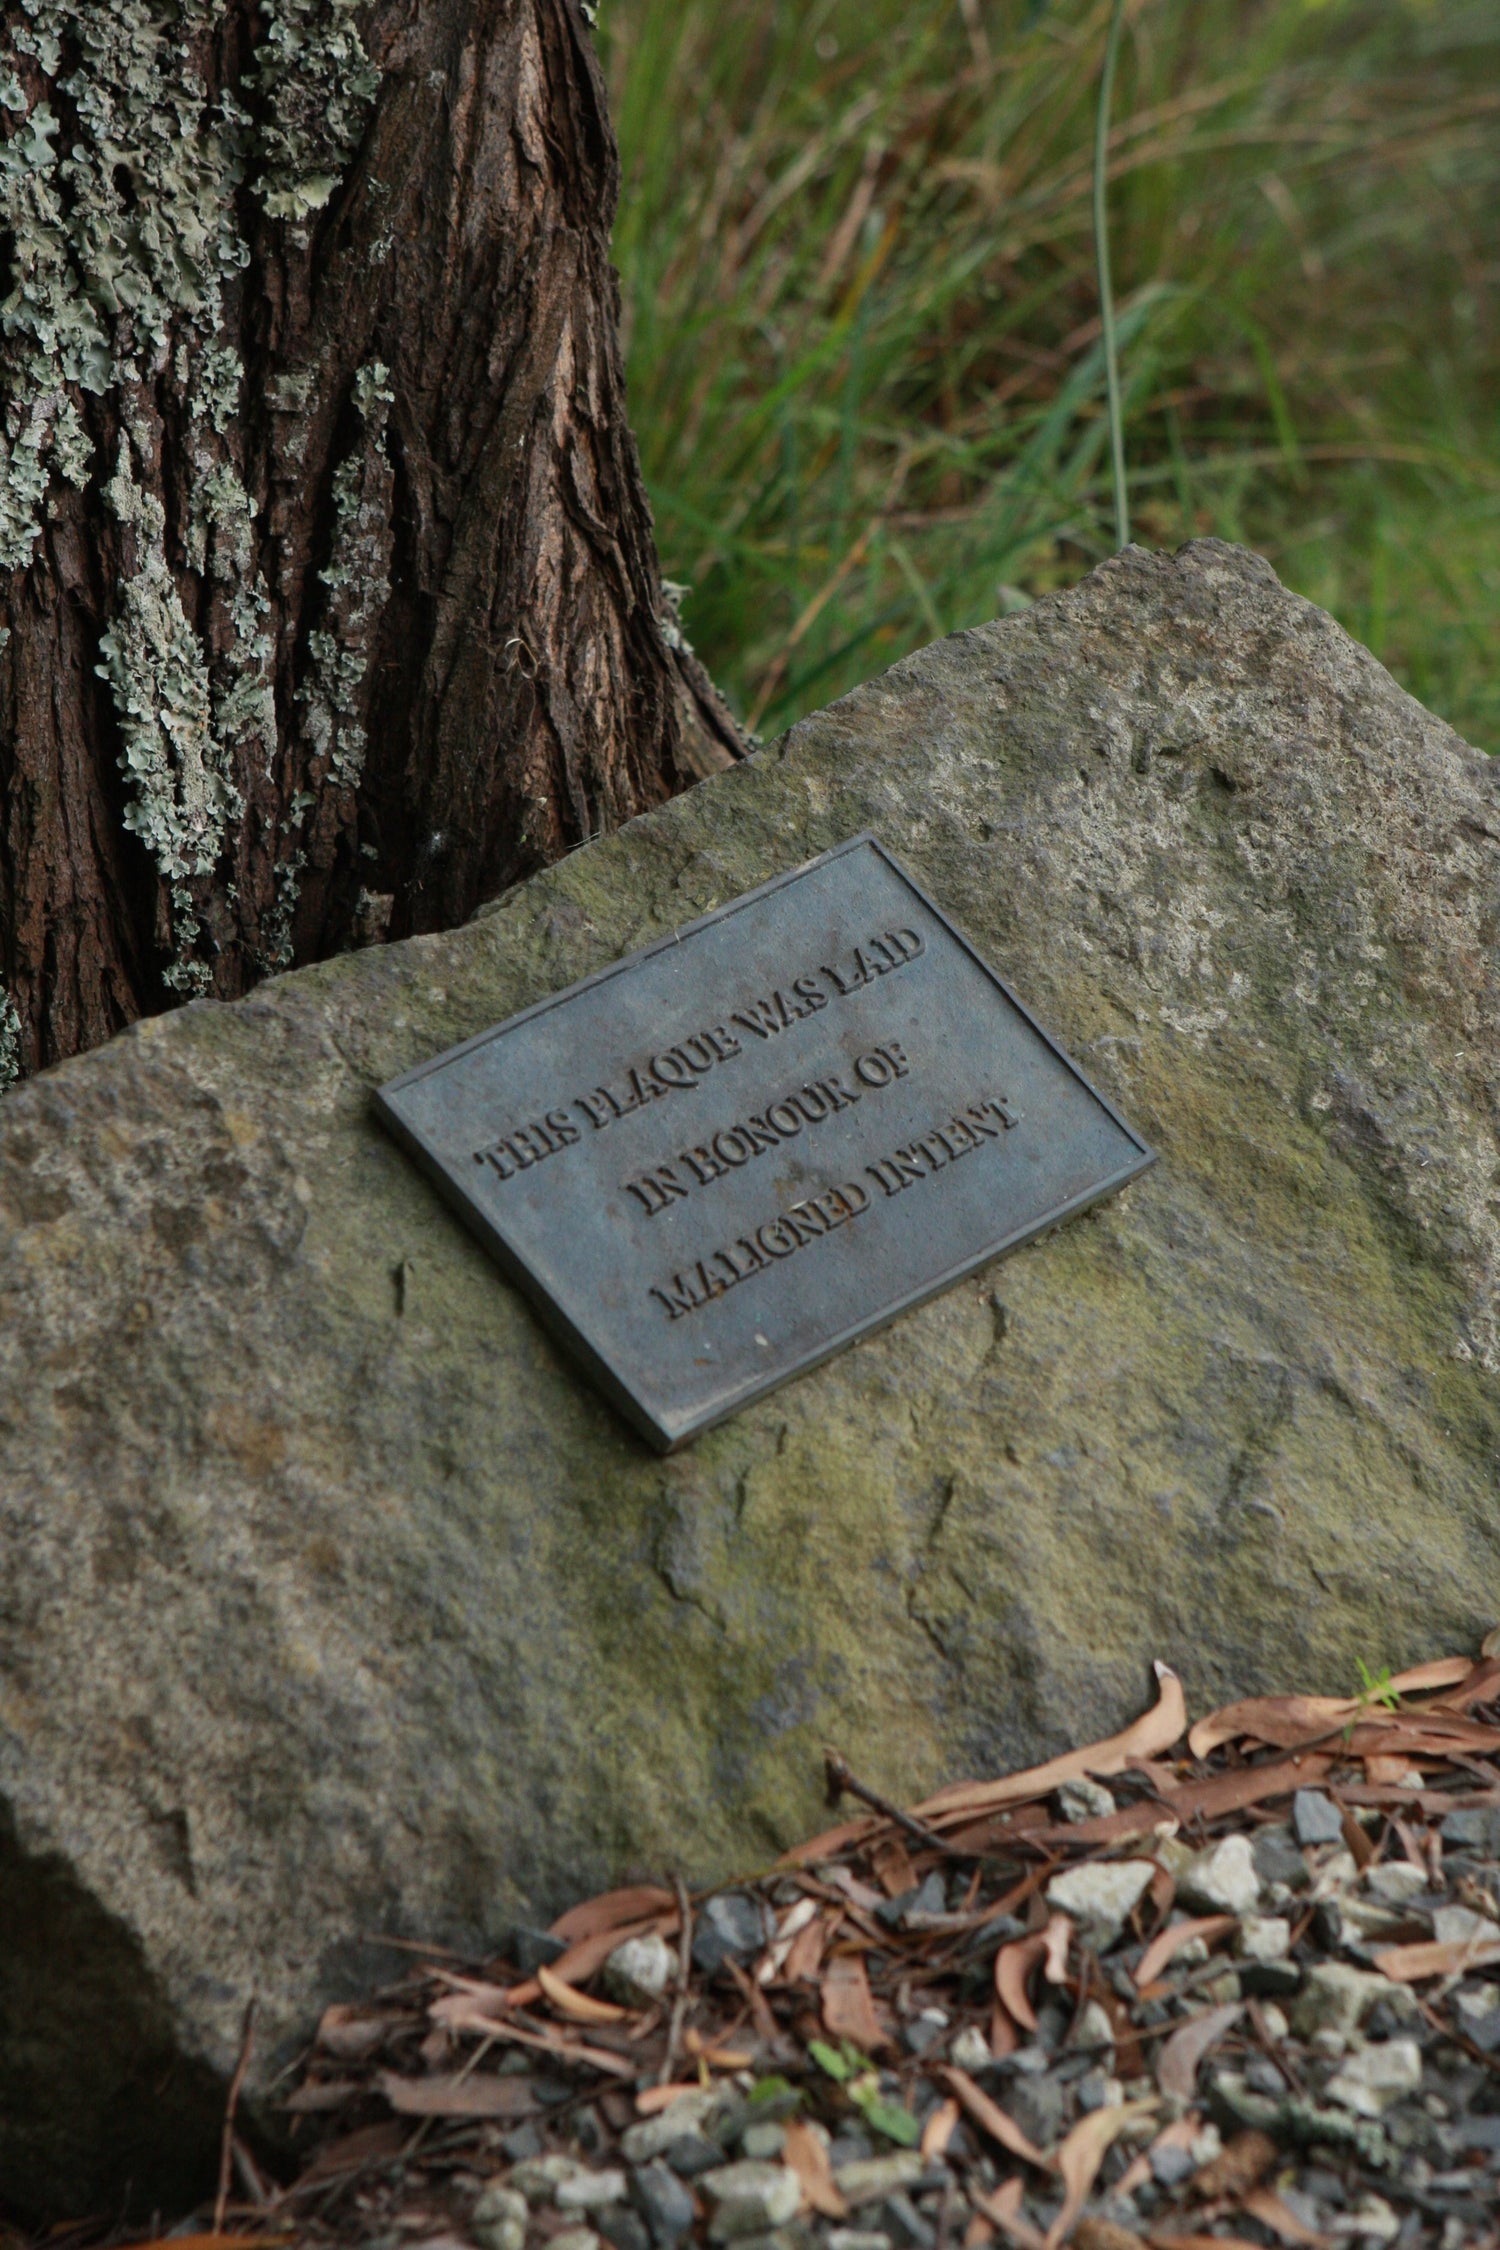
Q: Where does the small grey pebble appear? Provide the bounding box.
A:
[500,2122,544,2163]
[1033,2002,1069,2052]
[598,2205,652,2250]
[1252,1827,1310,1891]
[663,2133,724,2178]
[691,1892,769,1975]
[631,2160,697,2247]
[829,2133,875,2168]
[1440,1807,1500,1854]
[1245,2056,1287,2097]
[1293,1789,1345,1847]
[1152,2147,1196,2187]
[740,2122,786,2161]
[876,2194,934,2250]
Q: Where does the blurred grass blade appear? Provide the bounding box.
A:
[1094,0,1131,550]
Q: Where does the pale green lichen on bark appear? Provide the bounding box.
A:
[97,432,241,991]
[252,0,379,222]
[298,359,394,793]
[0,0,382,1001]
[0,986,21,1090]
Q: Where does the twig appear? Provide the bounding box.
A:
[660,1873,694,2086]
[1093,0,1130,550]
[823,1748,962,1856]
[214,1997,258,2234]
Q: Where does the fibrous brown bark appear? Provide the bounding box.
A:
[0,0,740,1078]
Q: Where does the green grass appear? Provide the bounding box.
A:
[599,0,1500,750]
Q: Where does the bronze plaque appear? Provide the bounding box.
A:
[375,835,1154,1450]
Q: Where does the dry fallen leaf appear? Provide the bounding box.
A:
[282,2077,360,2113]
[1134,1915,1236,1992]
[537,1963,632,2024]
[547,1915,679,1990]
[913,1663,1187,1826]
[1042,1911,1072,1986]
[316,2001,404,2061]
[995,1932,1047,2030]
[121,2240,277,2250]
[682,2028,755,2068]
[1046,2104,1154,2250]
[1148,2236,1270,2250]
[758,1896,820,1984]
[635,2080,702,2114]
[822,1949,890,2051]
[1156,2002,1242,2099]
[872,1834,918,1897]
[1406,1654,1493,1699]
[376,2068,538,2119]
[1073,2221,1149,2250]
[921,2096,962,2161]
[1374,1935,1500,1981]
[784,2115,848,2218]
[941,2063,1052,2168]
[1482,1622,1500,1660]
[780,1815,880,1865]
[1188,1695,1355,1760]
[972,2178,1048,2250]
[549,1885,676,1943]
[782,1907,831,1985]
[1241,2186,1332,2247]
[426,2010,635,2077]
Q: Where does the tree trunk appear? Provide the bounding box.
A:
[0,0,740,1081]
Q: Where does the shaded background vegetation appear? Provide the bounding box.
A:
[598,0,1498,749]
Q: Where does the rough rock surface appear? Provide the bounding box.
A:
[2,542,1498,2214]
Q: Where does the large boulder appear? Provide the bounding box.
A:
[3,542,1498,2214]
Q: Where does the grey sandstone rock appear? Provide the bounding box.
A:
[3,542,1500,2215]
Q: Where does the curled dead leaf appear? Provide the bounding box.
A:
[1188,1695,1354,1760]
[1042,1911,1072,1986]
[635,2080,702,2114]
[941,2063,1052,2169]
[549,1886,676,1943]
[913,1663,1187,1827]
[972,2179,1047,2250]
[1046,2103,1155,2250]
[537,1963,631,2024]
[921,2096,962,2161]
[784,2115,848,2218]
[1374,1934,1500,1980]
[1134,1915,1237,1992]
[1241,2186,1332,2247]
[1072,2222,1149,2250]
[996,1933,1046,2030]
[822,1949,890,2051]
[376,2069,537,2119]
[1156,2002,1242,2100]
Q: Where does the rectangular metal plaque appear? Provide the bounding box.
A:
[375,835,1154,1451]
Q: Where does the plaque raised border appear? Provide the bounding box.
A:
[374,834,1155,1451]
